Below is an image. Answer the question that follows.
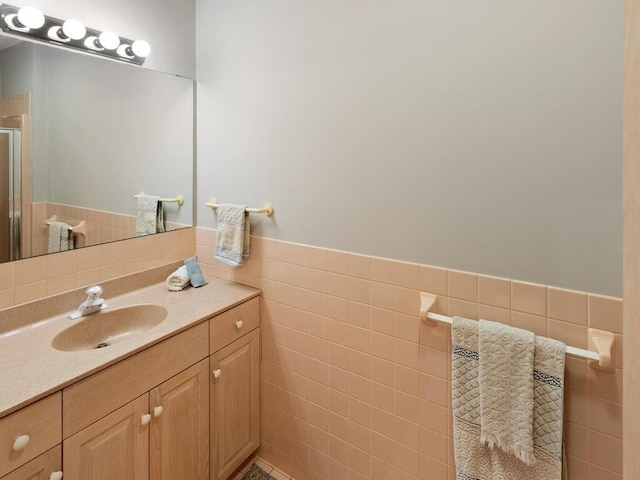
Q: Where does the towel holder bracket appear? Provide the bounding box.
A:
[419,292,438,326]
[587,328,616,372]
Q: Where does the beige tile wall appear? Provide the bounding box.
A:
[196,227,623,480]
[0,227,195,309]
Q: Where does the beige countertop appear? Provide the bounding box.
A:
[0,274,260,418]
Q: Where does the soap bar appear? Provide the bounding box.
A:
[184,256,208,287]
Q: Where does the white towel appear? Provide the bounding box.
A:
[136,195,165,236]
[213,203,250,267]
[166,265,190,291]
[48,221,74,253]
[479,319,535,465]
[452,317,566,480]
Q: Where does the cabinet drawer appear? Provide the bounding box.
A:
[0,393,61,477]
[63,321,208,439]
[2,445,61,480]
[210,297,259,354]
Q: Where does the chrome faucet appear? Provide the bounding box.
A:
[69,285,108,319]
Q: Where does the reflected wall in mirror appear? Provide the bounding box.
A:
[0,36,194,263]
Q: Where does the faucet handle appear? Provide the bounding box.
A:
[85,285,103,298]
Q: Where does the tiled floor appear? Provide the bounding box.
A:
[230,456,294,480]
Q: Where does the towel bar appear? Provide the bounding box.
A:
[419,292,616,371]
[133,192,184,206]
[45,215,86,235]
[205,198,274,217]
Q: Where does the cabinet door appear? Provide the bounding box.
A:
[63,395,149,480]
[210,328,260,480]
[150,359,210,480]
[2,445,61,480]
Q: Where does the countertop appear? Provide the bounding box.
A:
[0,276,260,418]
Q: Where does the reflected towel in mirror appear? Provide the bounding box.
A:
[48,221,74,253]
[136,194,165,236]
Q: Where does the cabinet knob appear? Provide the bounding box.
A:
[235,320,243,329]
[50,472,63,480]
[213,369,222,379]
[141,413,152,426]
[12,434,30,451]
[153,406,164,417]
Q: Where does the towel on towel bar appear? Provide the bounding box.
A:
[213,203,250,268]
[136,194,165,236]
[452,317,565,480]
[48,221,74,253]
[479,319,535,465]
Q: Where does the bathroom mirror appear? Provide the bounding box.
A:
[0,35,194,262]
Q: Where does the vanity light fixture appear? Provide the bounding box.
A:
[0,4,150,65]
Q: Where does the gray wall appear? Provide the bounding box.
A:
[196,0,622,296]
[10,0,194,78]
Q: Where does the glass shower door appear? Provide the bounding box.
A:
[0,128,21,262]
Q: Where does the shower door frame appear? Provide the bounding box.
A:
[0,115,31,261]
[0,126,20,261]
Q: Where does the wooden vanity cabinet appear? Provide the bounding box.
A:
[63,359,210,480]
[62,322,208,439]
[62,321,210,480]
[209,298,260,480]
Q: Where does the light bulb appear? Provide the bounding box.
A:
[47,26,68,42]
[116,44,134,59]
[5,14,27,32]
[62,19,86,40]
[98,31,119,50]
[84,36,101,50]
[17,6,44,29]
[131,40,151,58]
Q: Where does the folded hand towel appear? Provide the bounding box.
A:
[136,195,165,236]
[48,221,74,253]
[452,317,566,480]
[166,265,190,291]
[213,203,250,268]
[479,319,535,465]
[184,256,208,287]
